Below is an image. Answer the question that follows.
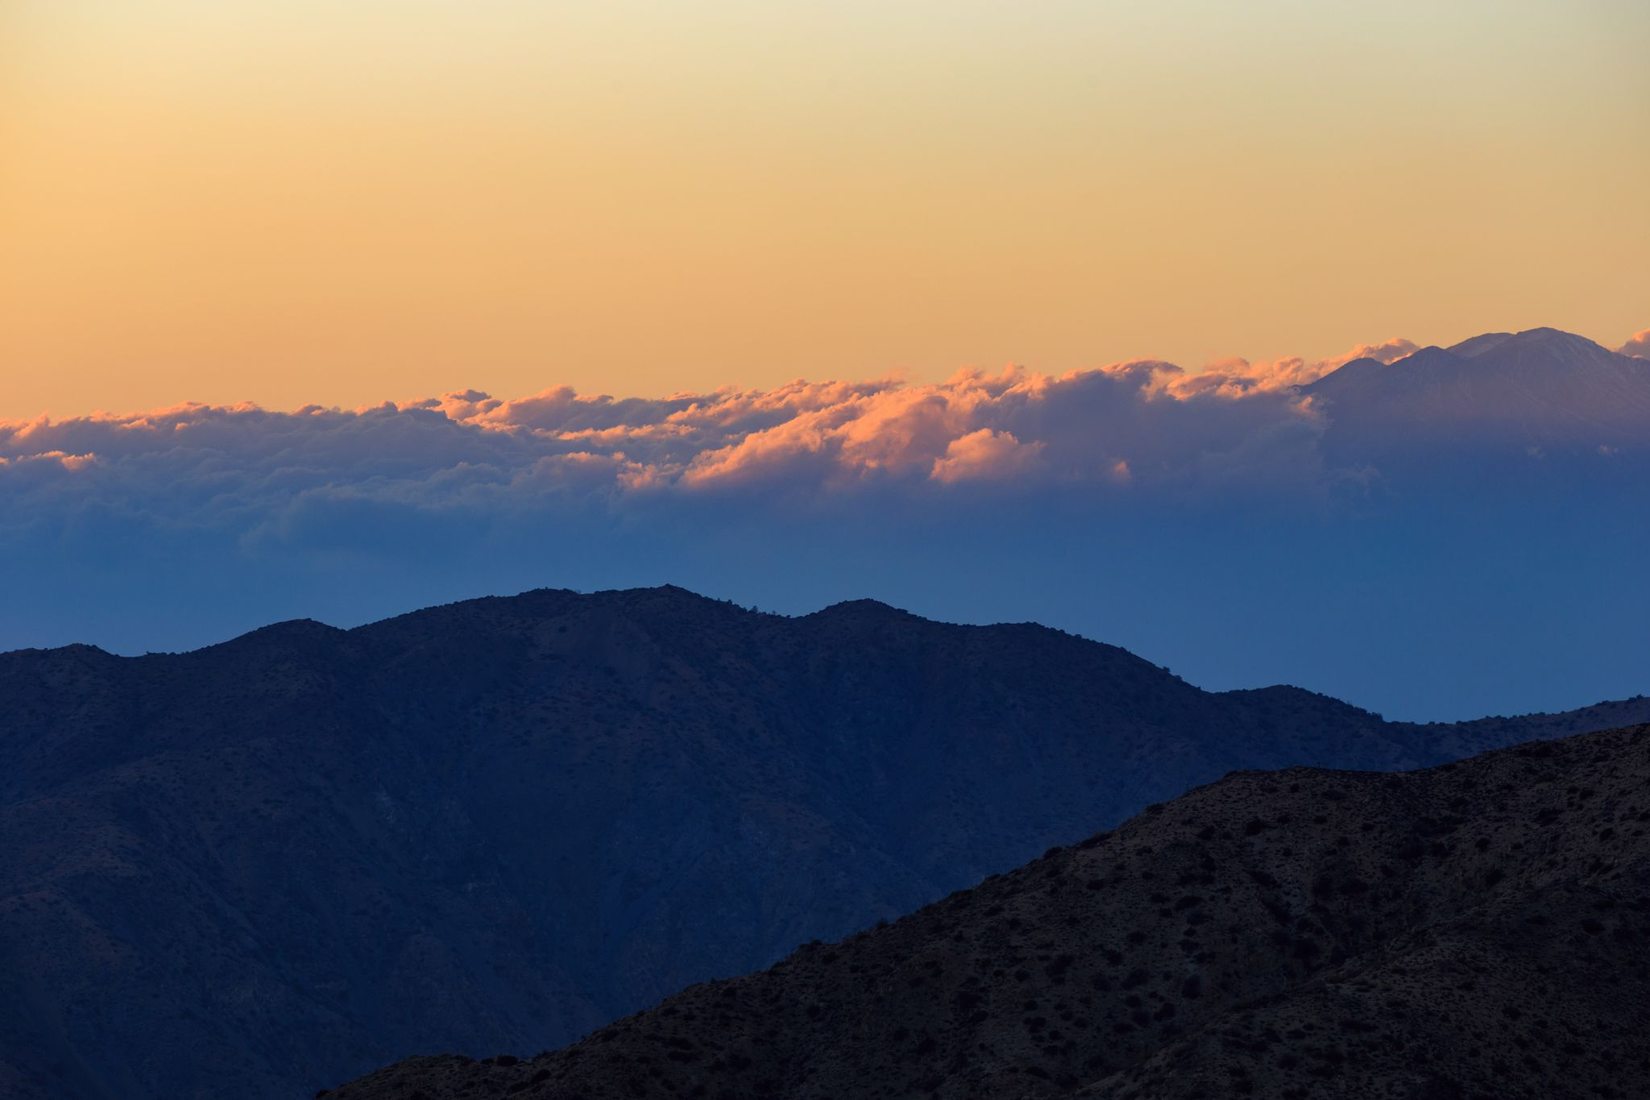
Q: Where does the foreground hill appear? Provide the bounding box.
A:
[333,723,1650,1100]
[2,588,1647,1098]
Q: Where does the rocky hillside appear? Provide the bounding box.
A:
[333,723,1650,1100]
[2,587,1646,1098]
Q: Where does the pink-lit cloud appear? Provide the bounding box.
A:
[28,332,1605,548]
[1620,330,1650,360]
[0,353,1353,556]
[930,429,1045,484]
[1161,338,1420,399]
[0,340,1438,531]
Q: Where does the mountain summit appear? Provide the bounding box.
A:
[1305,327,1650,458]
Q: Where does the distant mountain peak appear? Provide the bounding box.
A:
[28,641,115,661]
[644,583,703,598]
[1395,344,1460,366]
[1311,327,1624,390]
[605,583,736,610]
[220,618,346,646]
[1301,327,1650,451]
[1449,326,1611,361]
[1512,324,1603,344]
[810,597,908,617]
[1443,331,1514,358]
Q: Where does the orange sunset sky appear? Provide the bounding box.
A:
[2,0,1647,419]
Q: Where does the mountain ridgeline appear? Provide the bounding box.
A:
[2,587,1648,1098]
[332,723,1650,1100]
[1305,326,1650,470]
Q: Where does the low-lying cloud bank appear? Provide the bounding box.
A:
[10,329,1644,545]
[0,340,1427,535]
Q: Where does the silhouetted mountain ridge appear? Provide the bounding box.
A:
[331,723,1650,1100]
[1,587,1647,1098]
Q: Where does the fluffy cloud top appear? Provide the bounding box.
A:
[930,429,1047,484]
[1621,330,1650,360]
[1171,338,1420,398]
[0,353,1351,540]
[11,331,1649,549]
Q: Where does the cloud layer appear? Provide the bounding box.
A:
[0,354,1350,539]
[10,330,1650,556]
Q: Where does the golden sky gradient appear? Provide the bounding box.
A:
[3,0,1647,418]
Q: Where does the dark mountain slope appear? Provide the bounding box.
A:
[332,723,1650,1100]
[2,587,1647,1098]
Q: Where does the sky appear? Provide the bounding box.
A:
[2,2,1649,722]
[3,0,1649,418]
